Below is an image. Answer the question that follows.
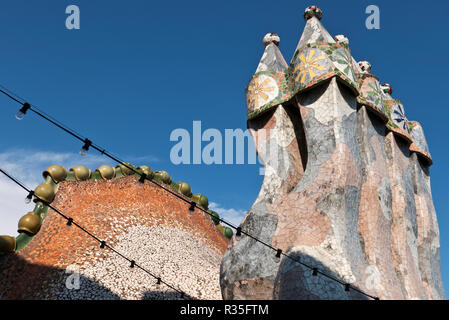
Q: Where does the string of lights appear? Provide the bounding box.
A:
[0,84,379,300]
[0,167,190,300]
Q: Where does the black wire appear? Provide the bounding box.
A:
[30,104,87,141]
[0,84,27,103]
[0,168,30,191]
[0,167,190,300]
[0,83,87,141]
[0,85,379,300]
[0,87,23,105]
[30,107,86,143]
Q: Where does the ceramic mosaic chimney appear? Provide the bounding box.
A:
[220,5,445,300]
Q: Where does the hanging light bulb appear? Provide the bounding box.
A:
[15,103,31,120]
[80,139,92,156]
[15,111,25,120]
[25,191,34,204]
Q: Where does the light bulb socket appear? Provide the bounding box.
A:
[138,173,147,184]
[16,103,31,120]
[20,103,31,113]
[80,139,92,156]
[25,190,34,203]
[275,249,282,258]
[236,227,242,237]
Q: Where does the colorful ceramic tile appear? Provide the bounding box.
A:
[334,34,349,45]
[330,46,357,83]
[409,121,432,165]
[382,94,413,143]
[381,83,393,95]
[247,33,294,120]
[357,73,388,122]
[304,5,322,21]
[358,61,372,73]
[290,42,359,96]
[246,71,293,119]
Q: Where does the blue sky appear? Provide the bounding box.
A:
[0,0,448,296]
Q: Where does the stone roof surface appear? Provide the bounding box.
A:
[223,5,444,300]
[0,176,228,299]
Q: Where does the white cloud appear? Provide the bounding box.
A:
[0,177,36,236]
[0,148,158,235]
[209,202,247,227]
[0,149,111,182]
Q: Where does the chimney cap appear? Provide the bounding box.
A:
[263,33,280,47]
[304,6,323,21]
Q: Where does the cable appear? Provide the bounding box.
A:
[0,84,379,300]
[0,167,191,300]
[0,84,25,105]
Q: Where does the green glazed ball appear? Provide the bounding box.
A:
[154,171,171,184]
[96,165,115,180]
[208,210,220,225]
[18,212,42,236]
[198,195,209,209]
[69,166,91,181]
[137,166,154,179]
[224,227,233,239]
[43,165,67,183]
[177,182,192,197]
[116,162,135,176]
[0,235,16,254]
[34,182,55,204]
[193,194,209,209]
